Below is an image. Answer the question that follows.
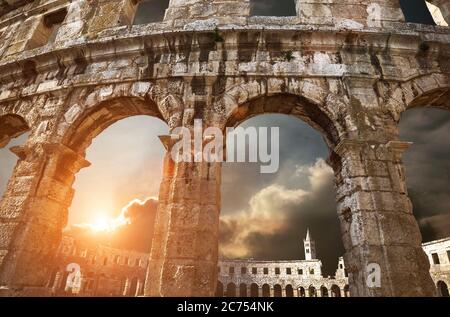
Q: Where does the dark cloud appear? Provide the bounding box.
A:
[400,108,450,240]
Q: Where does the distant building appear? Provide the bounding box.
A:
[46,233,450,297]
[217,229,350,297]
[422,237,450,297]
[47,235,148,296]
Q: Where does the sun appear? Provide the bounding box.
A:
[91,216,113,232]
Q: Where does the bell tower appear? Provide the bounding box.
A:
[303,228,317,260]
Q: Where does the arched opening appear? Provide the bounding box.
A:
[226,283,237,297]
[344,284,350,297]
[285,285,294,297]
[273,284,282,297]
[320,286,329,297]
[129,277,139,297]
[331,285,341,297]
[250,283,259,297]
[57,96,168,296]
[219,92,343,294]
[262,284,271,297]
[308,285,316,297]
[437,281,449,297]
[215,281,224,297]
[250,0,296,17]
[133,0,170,24]
[298,287,305,297]
[239,283,248,297]
[0,114,30,198]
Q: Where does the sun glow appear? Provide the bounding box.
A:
[75,198,153,233]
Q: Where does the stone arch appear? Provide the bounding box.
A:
[437,280,449,297]
[285,284,294,297]
[262,284,270,297]
[239,283,247,297]
[331,284,341,297]
[219,81,346,148]
[298,286,305,297]
[273,284,282,297]
[0,113,30,148]
[384,73,450,122]
[344,284,350,297]
[308,285,317,297]
[129,276,139,297]
[250,283,259,297]
[226,282,237,297]
[59,83,182,154]
[320,285,329,297]
[215,281,224,297]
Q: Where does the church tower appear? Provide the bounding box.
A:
[303,228,317,260]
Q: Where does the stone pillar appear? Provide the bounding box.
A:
[144,136,222,296]
[333,139,437,297]
[281,288,286,297]
[295,0,405,26]
[258,287,263,297]
[0,142,90,295]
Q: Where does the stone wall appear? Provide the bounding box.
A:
[0,0,449,297]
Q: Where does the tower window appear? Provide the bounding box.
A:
[310,269,315,275]
[229,267,235,274]
[241,267,247,274]
[286,268,292,275]
[447,250,450,262]
[275,268,280,275]
[263,268,269,275]
[252,267,257,274]
[298,269,303,275]
[306,249,310,253]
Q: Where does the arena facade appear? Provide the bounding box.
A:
[47,230,449,297]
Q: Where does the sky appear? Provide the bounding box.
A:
[0,1,448,276]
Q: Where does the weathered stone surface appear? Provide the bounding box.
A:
[0,0,449,297]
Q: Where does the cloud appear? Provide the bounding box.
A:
[219,159,343,275]
[399,108,450,240]
[67,198,158,253]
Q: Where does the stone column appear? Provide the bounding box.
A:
[258,287,263,297]
[144,135,222,296]
[0,142,90,295]
[333,139,437,297]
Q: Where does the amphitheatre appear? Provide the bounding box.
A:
[0,0,449,297]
